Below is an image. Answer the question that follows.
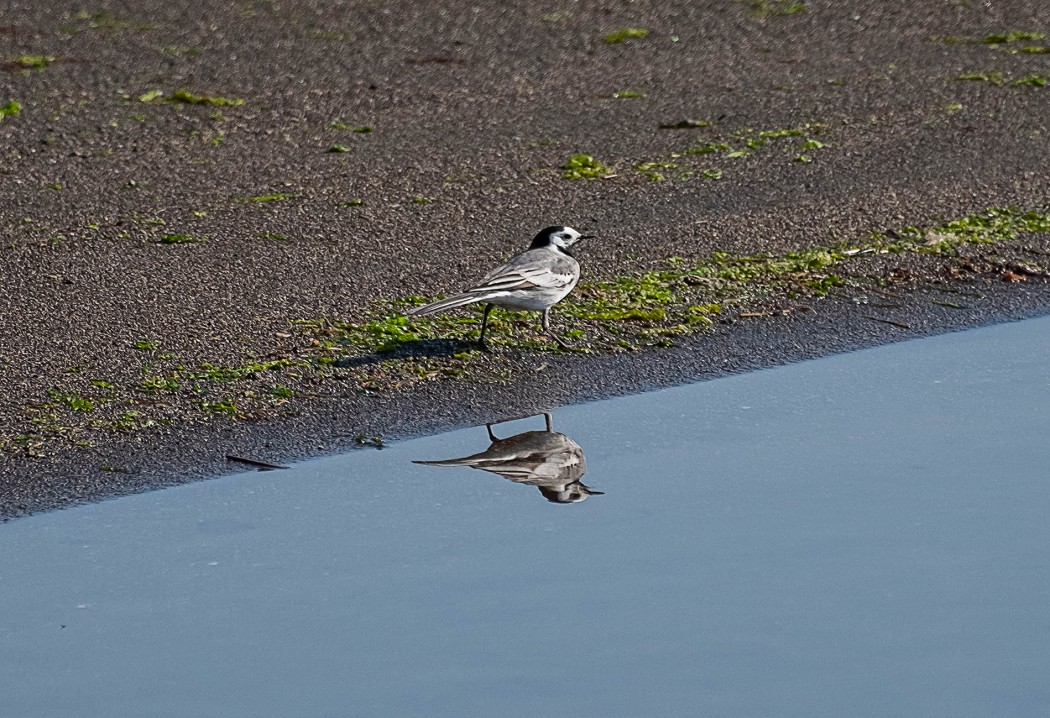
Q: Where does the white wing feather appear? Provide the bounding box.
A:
[469,266,573,294]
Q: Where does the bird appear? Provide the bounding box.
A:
[413,413,602,504]
[405,225,591,351]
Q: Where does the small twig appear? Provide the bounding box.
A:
[933,300,967,309]
[739,311,773,318]
[226,455,289,471]
[865,316,910,330]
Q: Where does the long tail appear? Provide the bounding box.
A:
[412,457,478,467]
[405,292,484,317]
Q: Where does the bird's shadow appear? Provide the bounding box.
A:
[334,337,479,368]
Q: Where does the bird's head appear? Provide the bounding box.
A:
[529,226,594,255]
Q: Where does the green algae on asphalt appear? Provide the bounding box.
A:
[955,71,1046,88]
[563,122,818,184]
[6,54,55,71]
[165,89,245,106]
[47,390,94,413]
[235,192,297,203]
[635,161,679,182]
[602,28,649,44]
[930,31,1046,45]
[7,206,1049,459]
[982,31,1046,44]
[931,31,1050,56]
[956,72,1005,85]
[635,122,828,182]
[563,154,612,180]
[0,100,21,121]
[1013,74,1047,87]
[61,9,153,33]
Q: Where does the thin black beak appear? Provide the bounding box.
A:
[578,234,595,240]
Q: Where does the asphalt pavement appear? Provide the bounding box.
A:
[2,0,1049,517]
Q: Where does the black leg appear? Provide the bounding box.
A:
[541,308,570,350]
[478,303,494,352]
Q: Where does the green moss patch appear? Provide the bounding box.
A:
[0,100,20,121]
[64,10,152,32]
[603,28,649,44]
[635,161,679,182]
[624,122,828,183]
[166,89,245,107]
[956,71,1046,88]
[235,192,297,203]
[930,30,1049,57]
[956,72,1004,85]
[7,54,55,71]
[982,31,1046,44]
[563,154,612,180]
[329,122,373,132]
[1013,74,1047,87]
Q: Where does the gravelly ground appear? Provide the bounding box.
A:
[1,0,1049,518]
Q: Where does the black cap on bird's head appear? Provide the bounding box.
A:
[538,480,605,504]
[530,225,594,254]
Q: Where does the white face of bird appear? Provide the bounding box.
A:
[551,227,583,249]
[529,225,594,252]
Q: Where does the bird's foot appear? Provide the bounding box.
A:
[549,334,571,351]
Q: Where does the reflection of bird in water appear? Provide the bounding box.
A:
[413,413,602,503]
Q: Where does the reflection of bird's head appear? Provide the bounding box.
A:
[538,480,605,504]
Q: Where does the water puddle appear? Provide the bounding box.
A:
[3,317,1050,716]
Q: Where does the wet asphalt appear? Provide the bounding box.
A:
[2,1,1049,517]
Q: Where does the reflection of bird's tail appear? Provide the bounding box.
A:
[412,458,474,467]
[406,293,482,317]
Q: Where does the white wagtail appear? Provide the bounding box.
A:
[413,413,603,503]
[405,226,591,351]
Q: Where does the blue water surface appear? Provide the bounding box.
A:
[2,316,1049,717]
